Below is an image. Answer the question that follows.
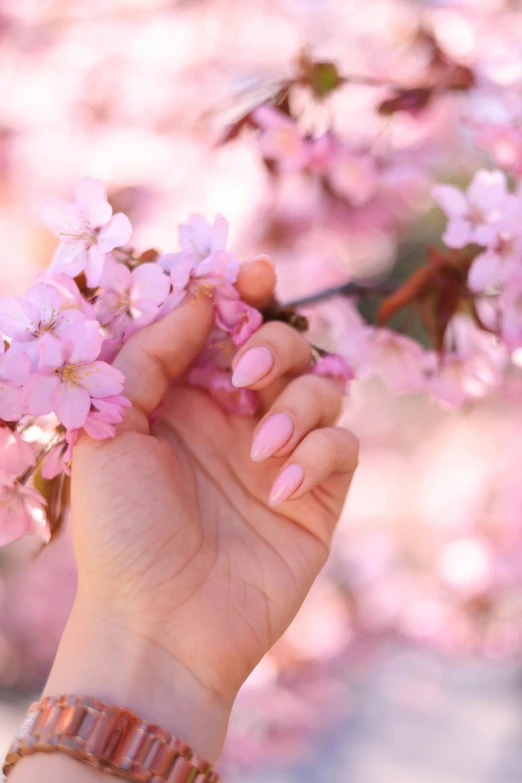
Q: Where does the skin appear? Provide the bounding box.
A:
[10,259,358,781]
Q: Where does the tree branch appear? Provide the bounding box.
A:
[284,281,397,309]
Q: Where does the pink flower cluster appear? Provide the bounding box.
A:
[252,105,379,208]
[0,177,352,550]
[433,169,522,354]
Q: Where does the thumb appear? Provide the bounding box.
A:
[112,297,215,433]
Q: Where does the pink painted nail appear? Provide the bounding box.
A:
[269,464,305,506]
[232,346,274,388]
[251,412,295,462]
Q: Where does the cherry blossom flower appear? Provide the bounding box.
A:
[310,354,355,393]
[432,169,519,249]
[468,234,522,292]
[188,367,259,415]
[347,327,426,393]
[0,280,87,367]
[40,177,132,287]
[95,257,170,339]
[0,429,46,547]
[158,213,229,272]
[0,341,30,421]
[160,250,240,311]
[214,285,263,346]
[23,320,126,430]
[158,214,238,310]
[83,394,132,439]
[252,105,311,173]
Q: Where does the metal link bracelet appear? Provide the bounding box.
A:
[3,695,220,783]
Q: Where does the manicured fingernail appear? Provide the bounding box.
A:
[251,412,295,462]
[232,346,273,388]
[269,464,305,506]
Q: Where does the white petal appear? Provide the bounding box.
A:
[97,213,132,252]
[131,264,170,306]
[75,176,113,227]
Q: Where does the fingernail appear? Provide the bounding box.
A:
[252,253,275,268]
[232,346,273,388]
[251,412,294,462]
[269,464,305,506]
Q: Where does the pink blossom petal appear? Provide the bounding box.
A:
[99,255,131,292]
[97,212,132,252]
[52,382,91,429]
[53,308,87,339]
[196,250,239,284]
[75,176,113,227]
[40,198,85,236]
[38,333,65,372]
[215,294,262,346]
[0,296,39,339]
[77,361,125,398]
[310,355,355,392]
[25,282,62,323]
[0,484,40,547]
[472,223,500,247]
[42,444,66,480]
[169,257,196,293]
[50,241,89,278]
[23,373,59,415]
[131,264,170,306]
[189,368,259,415]
[466,169,509,213]
[83,413,116,440]
[468,250,503,292]
[67,320,103,364]
[442,218,472,248]
[0,429,35,476]
[0,384,24,421]
[85,245,108,288]
[0,350,31,384]
[157,251,185,273]
[212,214,229,252]
[128,300,159,327]
[179,214,214,258]
[431,185,468,218]
[38,333,65,373]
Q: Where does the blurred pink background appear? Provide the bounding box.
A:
[2,1,522,781]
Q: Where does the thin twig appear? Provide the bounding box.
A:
[284,281,397,309]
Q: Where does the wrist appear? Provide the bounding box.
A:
[43,598,231,765]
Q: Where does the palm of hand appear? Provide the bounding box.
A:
[73,383,333,701]
[71,265,357,705]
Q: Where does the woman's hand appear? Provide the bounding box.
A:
[41,259,358,765]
